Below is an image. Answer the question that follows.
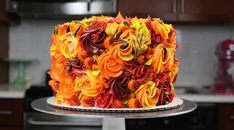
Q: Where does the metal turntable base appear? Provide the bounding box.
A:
[32,97,197,130]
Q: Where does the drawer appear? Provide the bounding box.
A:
[0,99,24,126]
[218,104,234,130]
[0,126,23,130]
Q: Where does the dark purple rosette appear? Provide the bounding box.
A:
[108,74,131,100]
[65,59,85,77]
[80,26,106,55]
[157,82,175,105]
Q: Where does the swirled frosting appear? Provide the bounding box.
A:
[49,14,179,108]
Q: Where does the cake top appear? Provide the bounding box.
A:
[49,14,179,108]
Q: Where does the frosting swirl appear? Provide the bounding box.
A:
[95,92,114,108]
[60,33,79,59]
[105,23,122,38]
[135,81,160,108]
[80,26,106,55]
[109,41,134,62]
[98,52,123,79]
[75,70,103,97]
[151,44,164,74]
[108,76,130,100]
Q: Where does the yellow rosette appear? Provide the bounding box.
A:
[134,81,160,108]
[60,32,79,59]
[129,21,151,56]
[150,19,171,40]
[109,41,134,62]
[105,23,122,38]
[75,70,103,97]
[151,43,164,74]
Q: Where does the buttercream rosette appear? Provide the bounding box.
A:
[48,14,179,108]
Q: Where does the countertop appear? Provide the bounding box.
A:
[177,94,234,103]
[0,84,25,99]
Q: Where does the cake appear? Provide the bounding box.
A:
[48,14,179,109]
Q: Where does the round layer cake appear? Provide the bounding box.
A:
[48,14,179,109]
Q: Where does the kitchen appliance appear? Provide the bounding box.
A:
[6,0,117,19]
[213,39,234,94]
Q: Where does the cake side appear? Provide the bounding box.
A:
[48,14,179,109]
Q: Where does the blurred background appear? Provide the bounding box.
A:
[0,0,234,130]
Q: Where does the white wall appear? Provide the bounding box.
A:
[9,19,66,85]
[175,25,233,87]
[9,20,234,87]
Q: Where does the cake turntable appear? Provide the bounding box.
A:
[31,97,196,130]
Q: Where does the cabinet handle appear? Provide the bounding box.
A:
[230,115,234,121]
[173,0,177,13]
[181,0,185,13]
[0,111,13,116]
[27,118,102,127]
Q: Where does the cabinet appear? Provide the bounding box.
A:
[118,0,234,23]
[0,99,24,130]
[218,104,234,130]
[0,0,19,24]
[118,0,176,22]
[178,0,234,23]
[0,0,10,84]
[0,0,10,23]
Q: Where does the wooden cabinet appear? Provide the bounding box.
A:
[218,104,234,130]
[118,0,176,22]
[118,0,234,23]
[178,0,234,23]
[0,0,10,84]
[0,0,19,24]
[0,99,24,130]
[0,0,10,23]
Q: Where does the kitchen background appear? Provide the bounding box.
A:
[1,0,234,130]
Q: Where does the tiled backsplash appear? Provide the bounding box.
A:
[9,20,234,87]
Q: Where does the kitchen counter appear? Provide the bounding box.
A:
[0,84,25,99]
[177,94,234,103]
[176,87,234,103]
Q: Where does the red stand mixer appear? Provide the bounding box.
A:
[213,39,234,95]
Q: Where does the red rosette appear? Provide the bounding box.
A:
[95,92,114,108]
[81,96,95,107]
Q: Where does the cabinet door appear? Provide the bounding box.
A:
[218,104,234,130]
[0,99,24,126]
[0,0,8,23]
[118,0,177,22]
[178,0,234,23]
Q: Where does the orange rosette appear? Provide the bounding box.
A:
[60,33,80,59]
[134,81,160,108]
[80,96,95,107]
[109,41,134,62]
[150,19,171,41]
[49,62,66,81]
[69,21,81,33]
[75,70,103,97]
[150,43,164,74]
[54,77,80,105]
[59,77,79,98]
[57,23,69,36]
[97,52,123,79]
[128,98,142,108]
